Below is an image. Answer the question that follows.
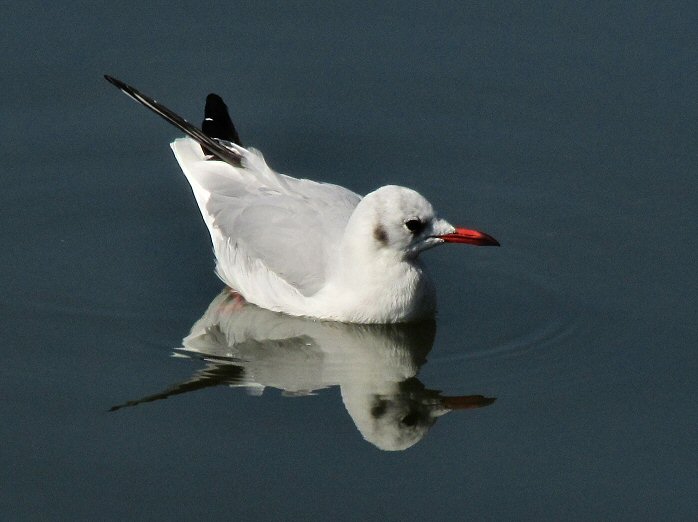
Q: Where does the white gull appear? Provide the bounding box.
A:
[105,75,499,323]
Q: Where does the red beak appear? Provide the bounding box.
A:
[438,227,500,246]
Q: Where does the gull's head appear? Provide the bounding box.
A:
[347,185,499,259]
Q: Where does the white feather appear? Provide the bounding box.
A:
[171,137,458,323]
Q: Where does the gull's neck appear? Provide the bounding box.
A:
[310,226,436,323]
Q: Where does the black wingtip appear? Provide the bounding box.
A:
[104,74,130,93]
[202,93,243,147]
[104,74,243,167]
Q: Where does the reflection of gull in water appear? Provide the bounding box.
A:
[112,290,495,451]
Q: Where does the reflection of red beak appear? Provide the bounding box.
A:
[441,395,497,410]
[438,227,500,246]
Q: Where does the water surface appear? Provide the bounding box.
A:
[1,2,695,520]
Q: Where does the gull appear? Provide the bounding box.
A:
[105,75,499,323]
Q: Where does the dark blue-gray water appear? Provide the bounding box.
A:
[2,2,696,520]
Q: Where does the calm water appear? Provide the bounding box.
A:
[2,2,696,520]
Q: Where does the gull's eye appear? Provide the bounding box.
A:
[404,218,423,234]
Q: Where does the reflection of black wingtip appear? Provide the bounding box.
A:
[108,401,144,413]
[104,74,243,167]
[108,392,173,413]
[108,362,246,413]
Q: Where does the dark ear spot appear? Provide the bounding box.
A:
[373,225,388,245]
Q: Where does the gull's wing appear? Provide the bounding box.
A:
[172,138,360,296]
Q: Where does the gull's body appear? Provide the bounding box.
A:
[172,138,448,323]
[106,76,499,323]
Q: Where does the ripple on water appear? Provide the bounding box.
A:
[432,266,586,363]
